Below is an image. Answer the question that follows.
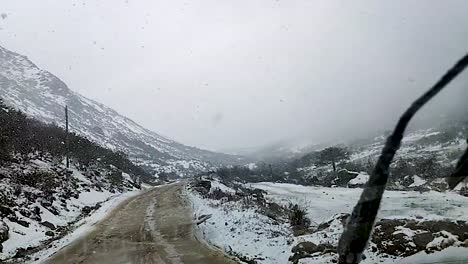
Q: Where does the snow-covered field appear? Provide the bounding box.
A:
[253,182,468,263]
[188,180,468,264]
[250,182,468,223]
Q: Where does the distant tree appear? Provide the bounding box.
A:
[317,147,350,172]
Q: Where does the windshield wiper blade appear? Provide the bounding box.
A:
[338,53,468,264]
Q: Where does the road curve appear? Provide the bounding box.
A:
[44,182,236,264]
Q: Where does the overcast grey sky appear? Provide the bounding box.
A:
[1,0,467,151]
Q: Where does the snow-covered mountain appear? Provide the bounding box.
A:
[0,45,244,177]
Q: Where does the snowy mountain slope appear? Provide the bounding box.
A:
[0,45,244,177]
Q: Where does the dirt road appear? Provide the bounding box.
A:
[44,183,236,264]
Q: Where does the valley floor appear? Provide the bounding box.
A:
[43,182,236,264]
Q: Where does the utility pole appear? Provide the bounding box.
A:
[65,105,69,168]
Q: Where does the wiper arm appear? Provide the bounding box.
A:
[338,53,468,264]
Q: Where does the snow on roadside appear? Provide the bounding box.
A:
[185,183,293,264]
[0,154,144,262]
[28,189,143,264]
[1,187,142,262]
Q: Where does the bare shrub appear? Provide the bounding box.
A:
[289,203,310,227]
[108,170,123,187]
[14,170,59,192]
[206,188,240,202]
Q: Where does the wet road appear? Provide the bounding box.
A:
[44,183,236,264]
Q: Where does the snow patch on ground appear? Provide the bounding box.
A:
[348,173,369,186]
[409,175,426,187]
[210,179,236,194]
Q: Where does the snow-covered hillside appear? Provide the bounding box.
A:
[187,178,468,264]
[0,152,141,263]
[0,45,244,178]
[279,126,468,191]
[349,128,467,165]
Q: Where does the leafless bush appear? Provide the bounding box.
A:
[207,188,230,200]
[289,203,310,228]
[13,170,59,192]
[107,170,123,187]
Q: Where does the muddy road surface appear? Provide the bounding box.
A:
[44,183,236,264]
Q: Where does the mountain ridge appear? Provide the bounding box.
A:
[0,44,245,177]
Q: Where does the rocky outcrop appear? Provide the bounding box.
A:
[0,220,9,252]
[372,219,468,257]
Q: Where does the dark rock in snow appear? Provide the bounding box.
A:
[193,180,211,195]
[81,206,93,215]
[19,208,31,218]
[290,241,337,263]
[335,169,359,187]
[413,232,434,250]
[372,218,468,257]
[16,219,30,228]
[316,243,337,254]
[81,204,101,216]
[292,241,318,254]
[0,220,9,252]
[292,226,313,237]
[0,206,14,217]
[413,185,431,193]
[41,221,56,230]
[316,220,331,232]
[13,247,28,258]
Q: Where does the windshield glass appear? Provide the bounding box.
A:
[1,1,468,264]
